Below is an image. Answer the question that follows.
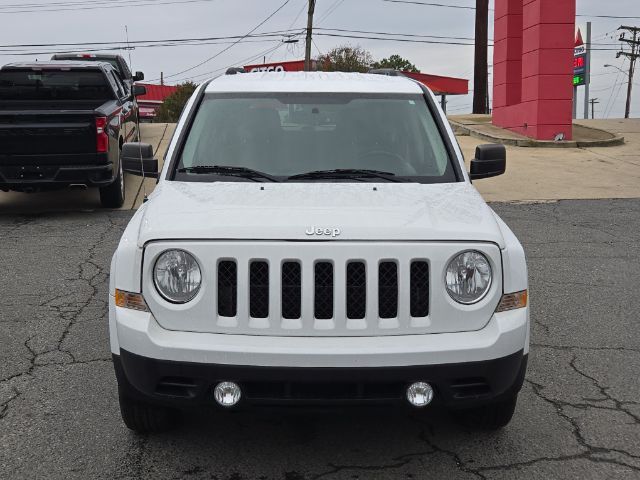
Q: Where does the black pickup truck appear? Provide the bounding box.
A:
[0,61,146,208]
[51,53,144,95]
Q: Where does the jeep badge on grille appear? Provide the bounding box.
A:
[306,226,341,237]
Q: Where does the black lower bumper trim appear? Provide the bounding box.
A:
[0,162,114,190]
[114,349,527,409]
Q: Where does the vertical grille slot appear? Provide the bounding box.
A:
[410,261,430,317]
[314,262,334,319]
[346,262,366,319]
[217,260,237,317]
[249,261,269,318]
[378,262,398,319]
[281,262,301,319]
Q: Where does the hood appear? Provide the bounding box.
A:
[137,181,504,247]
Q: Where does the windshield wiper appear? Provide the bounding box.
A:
[178,165,280,182]
[287,168,402,182]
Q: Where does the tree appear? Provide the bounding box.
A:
[371,54,420,73]
[155,81,197,123]
[319,45,373,73]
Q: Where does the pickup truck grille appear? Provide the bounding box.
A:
[215,257,428,323]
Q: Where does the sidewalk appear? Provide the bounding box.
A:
[457,119,640,202]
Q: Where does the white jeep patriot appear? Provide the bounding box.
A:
[109,72,529,433]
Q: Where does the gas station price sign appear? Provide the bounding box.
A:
[574,44,586,87]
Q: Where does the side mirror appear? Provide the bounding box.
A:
[132,85,147,97]
[121,143,158,178]
[133,71,145,81]
[469,144,506,180]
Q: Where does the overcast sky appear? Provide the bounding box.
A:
[0,0,638,118]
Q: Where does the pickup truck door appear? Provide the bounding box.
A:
[108,71,136,143]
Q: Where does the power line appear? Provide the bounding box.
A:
[577,14,640,20]
[170,42,285,83]
[0,30,301,50]
[0,39,281,57]
[0,0,219,14]
[316,27,475,42]
[158,0,293,81]
[316,0,346,24]
[314,32,477,45]
[382,0,475,10]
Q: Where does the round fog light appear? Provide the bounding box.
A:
[406,382,434,407]
[214,381,241,407]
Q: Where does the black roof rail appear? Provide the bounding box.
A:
[225,67,246,75]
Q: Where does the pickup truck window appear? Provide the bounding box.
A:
[176,93,457,183]
[0,69,115,101]
[108,71,126,99]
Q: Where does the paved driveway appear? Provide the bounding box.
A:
[1,199,638,479]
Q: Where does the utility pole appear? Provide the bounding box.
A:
[472,0,489,114]
[583,22,591,119]
[304,0,316,72]
[617,25,640,118]
[590,98,600,119]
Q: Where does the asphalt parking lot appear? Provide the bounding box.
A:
[1,198,639,479]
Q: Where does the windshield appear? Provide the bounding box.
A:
[176,93,457,182]
[0,69,114,101]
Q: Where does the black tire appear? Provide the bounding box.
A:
[456,394,518,430]
[99,159,125,208]
[118,394,178,434]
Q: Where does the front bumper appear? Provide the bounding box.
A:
[110,304,529,408]
[110,305,529,368]
[114,349,527,409]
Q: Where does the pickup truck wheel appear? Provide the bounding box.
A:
[118,394,178,433]
[455,394,518,430]
[99,160,125,208]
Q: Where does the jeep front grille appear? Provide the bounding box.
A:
[410,261,430,317]
[249,261,269,318]
[346,262,366,320]
[281,261,301,320]
[144,241,503,337]
[217,260,237,317]
[378,262,398,319]
[214,258,429,324]
[314,262,334,320]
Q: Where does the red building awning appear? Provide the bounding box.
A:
[135,83,178,103]
[243,60,468,96]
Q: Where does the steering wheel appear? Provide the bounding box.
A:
[357,150,417,175]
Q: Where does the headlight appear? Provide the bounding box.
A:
[153,249,202,303]
[445,250,492,304]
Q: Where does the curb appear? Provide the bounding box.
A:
[449,121,625,148]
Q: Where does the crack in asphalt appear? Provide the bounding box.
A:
[1,199,639,478]
[532,343,640,353]
[518,379,640,473]
[568,355,640,425]
[0,213,124,422]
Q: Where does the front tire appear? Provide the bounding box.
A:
[99,160,125,208]
[118,394,178,433]
[455,394,518,430]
